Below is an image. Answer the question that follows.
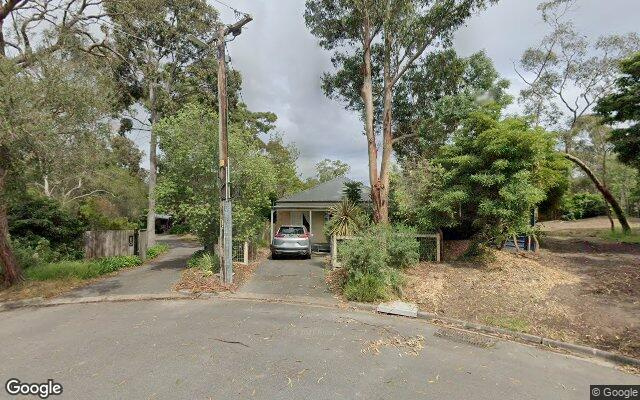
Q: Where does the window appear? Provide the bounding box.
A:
[278,226,305,235]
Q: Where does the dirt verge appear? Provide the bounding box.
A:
[173,249,268,293]
[402,249,640,359]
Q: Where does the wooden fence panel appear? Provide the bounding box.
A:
[83,230,137,259]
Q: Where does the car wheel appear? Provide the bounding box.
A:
[271,252,278,260]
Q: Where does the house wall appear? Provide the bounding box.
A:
[274,210,290,234]
[274,209,328,245]
[311,211,327,244]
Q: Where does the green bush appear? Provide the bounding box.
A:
[24,255,142,281]
[338,224,416,302]
[340,233,387,276]
[146,243,170,259]
[9,192,85,262]
[385,224,419,269]
[561,192,608,220]
[168,224,190,234]
[344,272,389,302]
[187,250,219,275]
[95,255,142,273]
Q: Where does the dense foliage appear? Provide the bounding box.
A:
[560,192,608,221]
[146,244,170,259]
[397,112,569,242]
[596,52,640,172]
[155,103,301,248]
[340,224,418,302]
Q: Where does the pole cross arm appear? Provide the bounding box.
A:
[225,15,253,37]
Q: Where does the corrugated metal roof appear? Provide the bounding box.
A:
[276,176,370,204]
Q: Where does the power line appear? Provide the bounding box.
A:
[210,0,249,18]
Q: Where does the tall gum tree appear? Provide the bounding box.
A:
[0,0,113,285]
[305,0,497,223]
[516,0,639,233]
[105,0,219,246]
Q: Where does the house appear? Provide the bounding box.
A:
[270,176,370,252]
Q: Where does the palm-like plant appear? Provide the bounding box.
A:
[325,199,367,237]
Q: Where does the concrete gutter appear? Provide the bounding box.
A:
[0,293,194,312]
[2,291,639,368]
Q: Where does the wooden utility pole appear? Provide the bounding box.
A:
[216,15,252,284]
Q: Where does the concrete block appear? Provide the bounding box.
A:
[376,300,418,318]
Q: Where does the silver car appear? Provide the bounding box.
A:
[271,225,311,259]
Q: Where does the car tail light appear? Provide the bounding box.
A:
[299,233,309,238]
[275,233,284,238]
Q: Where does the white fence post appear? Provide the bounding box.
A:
[243,241,249,265]
[331,235,337,268]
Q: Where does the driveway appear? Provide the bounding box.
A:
[239,255,335,301]
[1,299,637,399]
[68,235,201,297]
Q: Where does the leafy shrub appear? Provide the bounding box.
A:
[168,224,190,234]
[9,192,85,261]
[146,243,170,259]
[344,272,389,302]
[339,224,416,302]
[561,192,608,220]
[340,232,387,276]
[187,250,219,275]
[79,198,137,230]
[96,255,142,273]
[385,224,419,269]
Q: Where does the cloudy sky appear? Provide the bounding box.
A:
[135,0,640,183]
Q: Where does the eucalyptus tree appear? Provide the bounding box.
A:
[104,0,218,245]
[516,0,639,232]
[305,0,497,223]
[0,0,114,285]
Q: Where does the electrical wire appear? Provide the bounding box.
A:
[210,0,250,18]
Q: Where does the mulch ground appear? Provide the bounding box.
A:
[402,247,640,360]
[173,249,269,293]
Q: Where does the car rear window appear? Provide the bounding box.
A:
[279,226,305,235]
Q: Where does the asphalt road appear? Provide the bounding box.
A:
[68,235,200,297]
[240,255,335,300]
[1,299,638,399]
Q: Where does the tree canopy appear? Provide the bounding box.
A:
[596,52,640,172]
[397,111,569,242]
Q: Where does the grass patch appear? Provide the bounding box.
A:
[344,273,389,302]
[187,250,219,274]
[0,279,88,301]
[146,243,170,259]
[599,229,640,244]
[24,255,142,281]
[484,316,530,333]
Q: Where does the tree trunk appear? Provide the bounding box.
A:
[0,19,5,57]
[360,20,381,223]
[377,27,394,224]
[563,153,631,233]
[378,83,393,224]
[146,80,158,247]
[0,166,22,286]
